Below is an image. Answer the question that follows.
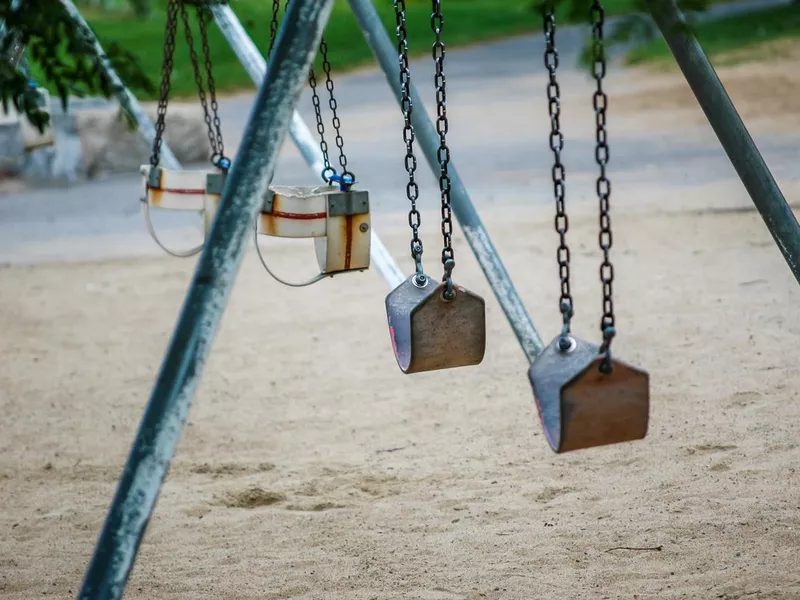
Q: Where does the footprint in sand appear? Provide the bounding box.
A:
[217,486,286,509]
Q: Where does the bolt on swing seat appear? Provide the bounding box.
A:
[254,185,371,286]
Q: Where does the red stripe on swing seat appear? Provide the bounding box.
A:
[267,210,328,220]
[148,185,208,195]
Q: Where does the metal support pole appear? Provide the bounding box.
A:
[644,0,800,284]
[210,3,405,288]
[59,0,181,170]
[77,1,334,598]
[346,0,544,360]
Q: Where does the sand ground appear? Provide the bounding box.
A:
[1,45,800,600]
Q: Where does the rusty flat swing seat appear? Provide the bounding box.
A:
[528,335,650,453]
[386,275,486,374]
[255,185,371,284]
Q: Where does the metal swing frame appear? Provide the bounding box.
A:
[20,0,790,596]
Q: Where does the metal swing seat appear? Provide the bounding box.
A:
[529,335,649,453]
[384,0,486,375]
[386,270,485,374]
[254,183,371,286]
[527,1,650,453]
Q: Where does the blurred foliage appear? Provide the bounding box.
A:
[0,0,160,131]
[0,0,781,135]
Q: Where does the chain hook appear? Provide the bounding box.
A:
[598,325,616,373]
[441,258,456,301]
[557,299,573,351]
[328,172,356,192]
[214,155,231,173]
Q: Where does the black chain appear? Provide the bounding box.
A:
[267,0,280,61]
[308,66,334,181]
[150,0,179,167]
[591,0,616,372]
[431,0,455,299]
[320,37,354,184]
[543,5,573,348]
[394,0,424,283]
[195,2,226,167]
[179,2,224,168]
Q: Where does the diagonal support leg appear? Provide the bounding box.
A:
[645,0,800,285]
[77,1,335,598]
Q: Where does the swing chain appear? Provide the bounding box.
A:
[394,0,425,283]
[320,37,354,184]
[431,0,455,298]
[591,0,616,372]
[543,4,573,349]
[150,0,179,167]
[177,1,228,170]
[309,67,334,182]
[195,2,226,168]
[268,0,280,60]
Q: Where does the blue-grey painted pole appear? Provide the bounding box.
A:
[77,0,334,598]
[346,0,545,360]
[645,0,800,284]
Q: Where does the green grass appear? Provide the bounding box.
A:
[628,3,800,66]
[31,0,647,99]
[31,1,794,100]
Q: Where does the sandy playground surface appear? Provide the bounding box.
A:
[2,52,800,599]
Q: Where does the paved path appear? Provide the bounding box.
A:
[0,0,796,264]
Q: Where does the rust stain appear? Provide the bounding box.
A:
[149,186,164,207]
[344,215,353,271]
[260,213,277,236]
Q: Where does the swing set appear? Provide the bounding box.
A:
[10,0,789,597]
[141,0,646,446]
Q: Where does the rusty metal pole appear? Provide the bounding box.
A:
[77,1,334,598]
[644,0,800,284]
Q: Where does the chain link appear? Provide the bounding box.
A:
[543,5,573,344]
[591,0,616,371]
[393,0,425,281]
[150,0,179,167]
[431,0,455,295]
